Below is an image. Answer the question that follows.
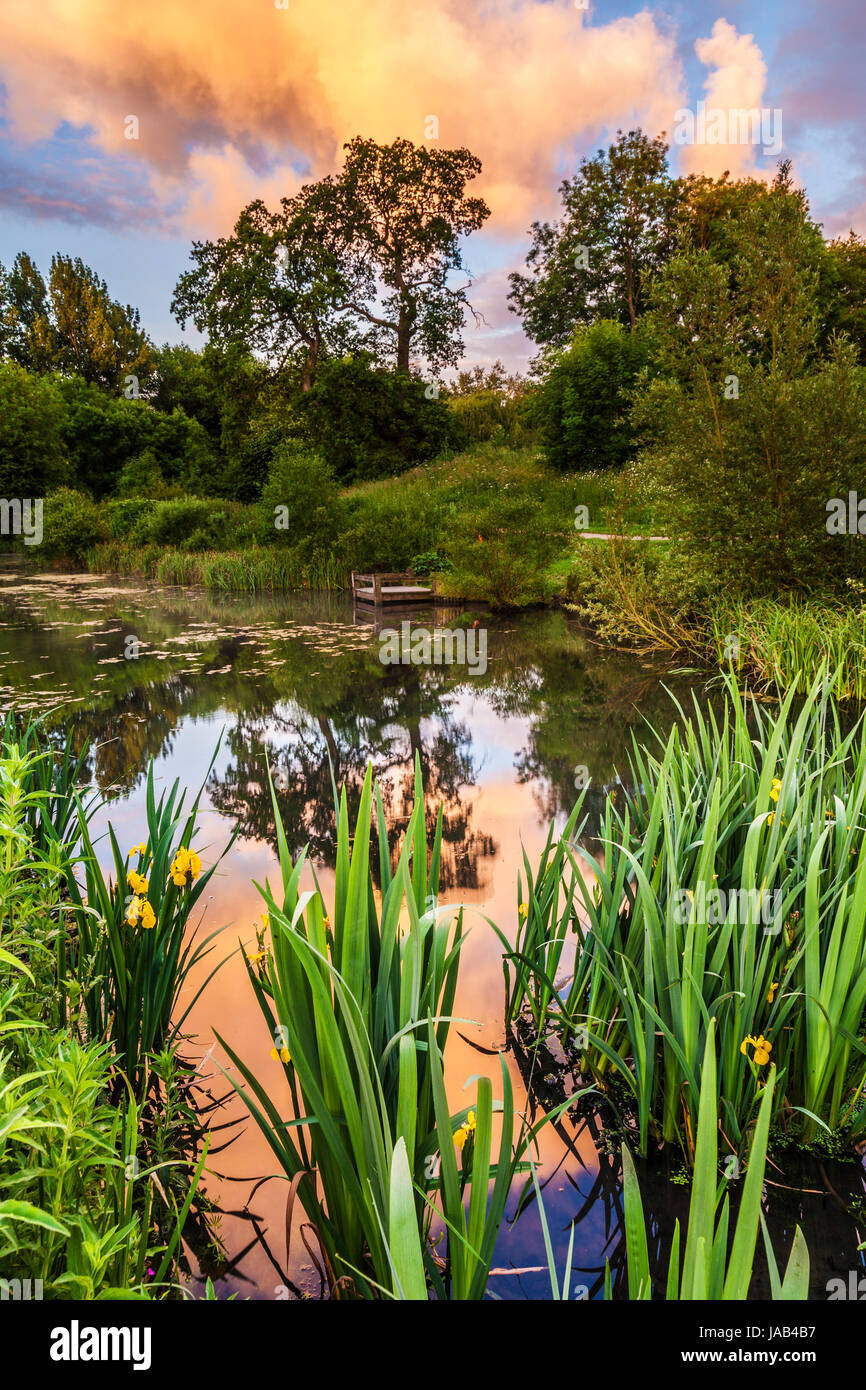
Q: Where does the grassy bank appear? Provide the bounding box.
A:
[27,443,866,698]
[68,445,646,606]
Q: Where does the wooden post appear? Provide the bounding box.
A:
[373,575,382,604]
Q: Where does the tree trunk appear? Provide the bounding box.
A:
[397,308,411,371]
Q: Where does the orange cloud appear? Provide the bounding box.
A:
[0,0,687,236]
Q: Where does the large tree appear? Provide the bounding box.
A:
[173,137,490,386]
[295,136,490,371]
[172,199,362,392]
[44,255,155,391]
[509,129,686,345]
[0,252,51,369]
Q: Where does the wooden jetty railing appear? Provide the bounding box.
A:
[351,570,439,606]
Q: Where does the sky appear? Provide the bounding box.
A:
[0,0,863,373]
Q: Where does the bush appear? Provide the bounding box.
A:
[442,488,570,607]
[54,377,219,498]
[0,363,69,496]
[446,388,535,447]
[104,497,158,539]
[297,356,459,482]
[40,488,105,562]
[141,497,242,550]
[259,444,340,548]
[115,450,172,499]
[533,320,650,471]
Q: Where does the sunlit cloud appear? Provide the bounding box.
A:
[675,18,780,181]
[0,0,687,237]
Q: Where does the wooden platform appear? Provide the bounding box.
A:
[351,570,439,606]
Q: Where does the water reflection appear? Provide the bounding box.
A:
[1,571,862,1299]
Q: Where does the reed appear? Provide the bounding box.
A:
[617,1022,809,1300]
[503,671,866,1159]
[220,754,574,1298]
[63,756,233,1098]
[218,755,466,1295]
[709,594,866,701]
[87,542,350,592]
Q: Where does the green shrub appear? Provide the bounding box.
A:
[442,488,570,607]
[0,362,69,496]
[142,497,233,549]
[447,388,535,447]
[115,449,172,499]
[533,320,650,471]
[259,444,340,547]
[297,355,459,482]
[104,497,158,540]
[40,488,105,562]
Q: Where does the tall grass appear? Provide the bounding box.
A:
[63,757,233,1098]
[220,754,574,1298]
[503,671,866,1160]
[708,593,866,701]
[87,542,350,592]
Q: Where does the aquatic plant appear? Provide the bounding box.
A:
[63,757,232,1098]
[708,593,866,702]
[218,756,465,1294]
[616,1022,809,1300]
[503,671,866,1159]
[221,754,572,1298]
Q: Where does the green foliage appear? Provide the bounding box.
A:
[52,376,217,499]
[0,362,69,496]
[63,758,232,1098]
[637,165,866,596]
[139,497,249,550]
[149,344,223,442]
[104,497,159,539]
[823,231,866,362]
[260,442,340,547]
[40,488,105,563]
[618,1023,809,1300]
[504,672,866,1159]
[534,319,650,471]
[294,136,491,372]
[439,462,572,606]
[708,591,866,702]
[447,387,534,447]
[0,725,209,1297]
[115,450,173,499]
[1,252,155,389]
[217,757,467,1295]
[509,129,684,343]
[298,356,459,482]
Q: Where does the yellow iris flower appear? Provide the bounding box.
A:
[170,845,202,887]
[270,1046,290,1064]
[740,1034,772,1066]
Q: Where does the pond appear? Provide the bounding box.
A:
[2,570,864,1300]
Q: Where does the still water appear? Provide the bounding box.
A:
[2,571,863,1300]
